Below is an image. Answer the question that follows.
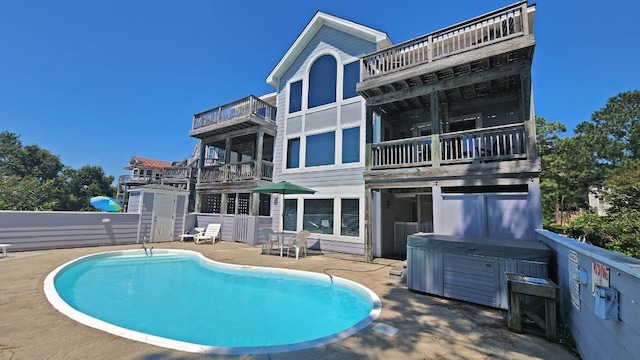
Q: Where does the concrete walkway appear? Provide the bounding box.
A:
[0,241,578,359]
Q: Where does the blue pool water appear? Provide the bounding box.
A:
[47,250,380,353]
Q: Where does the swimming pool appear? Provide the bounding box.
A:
[43,249,382,355]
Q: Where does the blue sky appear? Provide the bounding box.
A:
[1,0,639,181]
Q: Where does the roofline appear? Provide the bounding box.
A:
[266,11,391,87]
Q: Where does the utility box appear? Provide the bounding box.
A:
[595,285,619,321]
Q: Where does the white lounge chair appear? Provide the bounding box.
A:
[285,230,310,259]
[195,224,221,244]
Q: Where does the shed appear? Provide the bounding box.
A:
[126,184,189,242]
[407,234,550,309]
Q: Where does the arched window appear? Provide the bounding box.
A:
[308,55,337,108]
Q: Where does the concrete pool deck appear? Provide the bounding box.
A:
[0,241,578,359]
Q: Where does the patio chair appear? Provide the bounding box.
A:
[260,228,278,255]
[285,230,310,259]
[195,224,221,244]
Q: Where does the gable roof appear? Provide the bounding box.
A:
[266,11,391,87]
[125,156,173,170]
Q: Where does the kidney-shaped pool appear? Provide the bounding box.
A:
[44,249,381,355]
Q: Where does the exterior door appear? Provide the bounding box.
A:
[152,193,175,242]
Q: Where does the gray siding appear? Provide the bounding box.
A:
[273,25,376,188]
[0,211,140,251]
[139,192,154,241]
[127,192,141,213]
[173,194,185,237]
[307,237,364,256]
[537,230,640,360]
[434,187,539,240]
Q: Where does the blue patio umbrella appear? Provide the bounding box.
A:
[90,196,124,212]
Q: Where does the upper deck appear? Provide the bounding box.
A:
[189,95,277,139]
[357,1,536,101]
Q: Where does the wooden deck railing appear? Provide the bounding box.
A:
[369,123,526,169]
[192,95,277,130]
[361,1,532,81]
[371,136,433,169]
[118,175,160,185]
[440,123,526,164]
[260,161,274,181]
[161,167,194,180]
[199,161,274,183]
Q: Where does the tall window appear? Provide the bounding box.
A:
[287,138,300,168]
[259,194,271,216]
[343,61,360,99]
[226,193,236,214]
[306,131,335,167]
[283,199,298,231]
[289,80,302,113]
[303,199,334,234]
[308,55,337,108]
[341,199,359,236]
[237,193,250,215]
[342,127,360,163]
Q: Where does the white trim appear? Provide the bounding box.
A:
[266,11,391,86]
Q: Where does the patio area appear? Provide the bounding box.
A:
[0,241,578,359]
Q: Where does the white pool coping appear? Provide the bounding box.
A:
[43,249,382,355]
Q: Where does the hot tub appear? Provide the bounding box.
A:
[407,234,550,309]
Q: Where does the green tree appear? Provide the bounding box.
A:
[0,176,59,210]
[568,165,640,258]
[0,131,115,211]
[57,165,116,211]
[536,116,566,224]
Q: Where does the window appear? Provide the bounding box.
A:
[286,138,300,168]
[259,194,271,216]
[308,55,337,108]
[306,131,335,167]
[202,194,221,214]
[237,193,250,215]
[341,199,359,236]
[343,61,360,99]
[226,193,236,214]
[283,199,298,231]
[342,127,360,163]
[289,80,302,113]
[303,199,334,234]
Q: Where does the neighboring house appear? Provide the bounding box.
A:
[191,1,542,260]
[588,187,611,216]
[117,155,198,211]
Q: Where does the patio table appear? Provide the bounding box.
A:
[272,231,296,257]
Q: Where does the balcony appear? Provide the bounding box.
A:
[117,175,160,186]
[161,167,196,182]
[359,2,534,89]
[189,95,277,139]
[199,160,273,184]
[366,124,529,173]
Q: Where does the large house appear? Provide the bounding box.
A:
[190,1,541,260]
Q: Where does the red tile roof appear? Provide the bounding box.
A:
[129,156,173,169]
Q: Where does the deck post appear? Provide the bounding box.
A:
[520,71,537,161]
[430,92,441,167]
[255,127,264,181]
[365,187,374,262]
